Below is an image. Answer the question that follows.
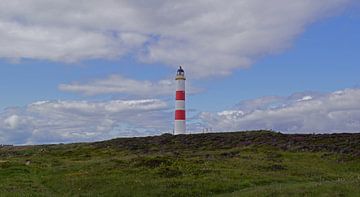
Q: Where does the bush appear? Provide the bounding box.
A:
[132,156,172,168]
[157,165,182,178]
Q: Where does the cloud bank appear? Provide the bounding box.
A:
[1,88,360,145]
[0,99,170,144]
[199,88,360,133]
[0,0,352,76]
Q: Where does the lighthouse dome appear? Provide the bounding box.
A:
[176,66,186,80]
[177,66,184,76]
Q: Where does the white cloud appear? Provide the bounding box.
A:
[0,0,353,76]
[59,75,201,96]
[4,115,21,129]
[199,88,360,133]
[1,88,360,145]
[0,21,146,62]
[297,95,313,102]
[0,99,171,145]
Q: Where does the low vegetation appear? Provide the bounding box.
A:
[0,131,359,196]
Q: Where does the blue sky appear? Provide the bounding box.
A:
[194,9,360,111]
[0,1,360,144]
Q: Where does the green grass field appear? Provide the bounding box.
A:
[0,131,359,196]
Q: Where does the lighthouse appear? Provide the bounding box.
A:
[174,66,186,135]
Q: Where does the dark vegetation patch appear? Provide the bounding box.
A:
[219,150,240,158]
[257,164,287,171]
[93,130,360,158]
[156,165,183,178]
[132,156,172,168]
[264,151,283,162]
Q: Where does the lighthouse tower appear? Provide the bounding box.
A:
[174,66,186,135]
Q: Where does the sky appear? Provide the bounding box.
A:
[0,0,360,145]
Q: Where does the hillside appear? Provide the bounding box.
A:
[0,131,360,196]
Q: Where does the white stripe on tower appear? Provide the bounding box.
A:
[175,66,186,135]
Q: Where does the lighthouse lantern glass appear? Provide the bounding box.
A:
[177,67,184,76]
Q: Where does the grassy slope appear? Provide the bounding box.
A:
[0,131,359,196]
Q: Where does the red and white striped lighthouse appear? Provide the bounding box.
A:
[174,66,186,134]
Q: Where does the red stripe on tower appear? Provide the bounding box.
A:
[176,91,185,100]
[175,110,186,120]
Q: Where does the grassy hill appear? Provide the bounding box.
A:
[0,130,359,196]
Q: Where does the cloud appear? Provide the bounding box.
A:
[198,88,360,133]
[4,115,21,129]
[58,75,201,96]
[1,88,360,145]
[0,0,353,76]
[0,21,146,62]
[0,99,170,145]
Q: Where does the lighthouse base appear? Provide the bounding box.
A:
[174,120,186,135]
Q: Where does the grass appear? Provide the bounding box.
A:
[0,131,359,196]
